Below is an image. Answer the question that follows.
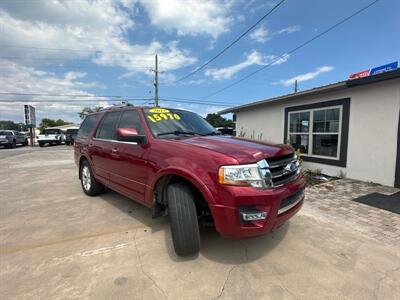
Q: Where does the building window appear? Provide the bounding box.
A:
[284,98,350,167]
[288,106,341,159]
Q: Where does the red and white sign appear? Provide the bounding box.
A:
[348,69,370,80]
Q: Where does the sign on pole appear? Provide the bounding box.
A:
[24,105,36,128]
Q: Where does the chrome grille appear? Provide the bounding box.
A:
[258,153,300,188]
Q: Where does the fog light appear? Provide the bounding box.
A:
[240,210,267,221]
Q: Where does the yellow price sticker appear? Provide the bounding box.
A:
[147,113,181,123]
[149,108,170,113]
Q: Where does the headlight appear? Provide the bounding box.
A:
[218,164,266,188]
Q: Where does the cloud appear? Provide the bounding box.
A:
[0,1,197,74]
[0,60,108,123]
[138,0,232,38]
[205,51,264,80]
[269,53,290,65]
[205,51,290,80]
[249,26,269,43]
[273,25,301,35]
[275,66,334,87]
[250,25,301,43]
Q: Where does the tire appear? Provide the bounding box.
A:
[80,160,104,196]
[65,141,70,146]
[23,139,28,146]
[39,142,44,147]
[11,140,16,148]
[167,183,200,256]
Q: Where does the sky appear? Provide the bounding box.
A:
[0,0,399,124]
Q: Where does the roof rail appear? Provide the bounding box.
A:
[99,104,133,112]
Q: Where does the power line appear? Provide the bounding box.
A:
[0,98,231,107]
[0,92,235,105]
[202,0,380,100]
[173,0,286,83]
[0,92,123,98]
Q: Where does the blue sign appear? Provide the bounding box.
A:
[370,61,398,76]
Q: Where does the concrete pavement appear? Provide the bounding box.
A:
[1,147,399,299]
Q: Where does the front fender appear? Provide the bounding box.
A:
[148,161,217,205]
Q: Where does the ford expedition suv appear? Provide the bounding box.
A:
[74,106,305,256]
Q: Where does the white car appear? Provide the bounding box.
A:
[37,129,65,147]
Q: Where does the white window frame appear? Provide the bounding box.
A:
[287,105,343,160]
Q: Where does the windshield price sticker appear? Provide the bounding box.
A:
[147,113,181,123]
[149,108,170,113]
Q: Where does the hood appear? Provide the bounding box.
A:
[176,136,293,164]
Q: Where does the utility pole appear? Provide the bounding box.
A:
[153,54,159,107]
[294,80,298,93]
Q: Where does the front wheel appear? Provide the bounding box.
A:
[167,183,200,256]
[11,140,16,148]
[80,160,104,196]
[23,139,28,146]
[39,142,44,147]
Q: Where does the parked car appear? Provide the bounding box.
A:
[65,129,78,146]
[37,129,65,147]
[216,126,234,135]
[74,106,305,256]
[0,130,28,148]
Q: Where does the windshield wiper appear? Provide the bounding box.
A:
[203,131,221,136]
[157,130,197,137]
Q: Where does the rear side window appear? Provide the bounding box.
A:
[117,110,144,135]
[78,114,99,138]
[96,112,121,140]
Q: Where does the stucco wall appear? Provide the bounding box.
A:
[235,79,400,186]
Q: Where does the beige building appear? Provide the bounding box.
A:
[220,69,400,188]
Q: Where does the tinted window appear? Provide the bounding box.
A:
[78,114,99,138]
[96,112,121,140]
[118,110,144,135]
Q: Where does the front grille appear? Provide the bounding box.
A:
[261,153,299,187]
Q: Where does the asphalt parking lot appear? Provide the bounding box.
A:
[1,146,399,300]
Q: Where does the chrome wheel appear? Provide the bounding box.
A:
[82,166,91,191]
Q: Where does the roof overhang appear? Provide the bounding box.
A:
[218,68,400,115]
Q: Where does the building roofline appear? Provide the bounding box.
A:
[218,68,400,114]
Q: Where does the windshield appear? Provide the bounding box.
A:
[0,131,13,136]
[43,129,60,134]
[144,108,216,137]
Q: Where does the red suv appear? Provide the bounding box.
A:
[75,106,305,256]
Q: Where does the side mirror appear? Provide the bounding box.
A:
[116,128,146,144]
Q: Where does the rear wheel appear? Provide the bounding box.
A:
[39,142,44,147]
[167,183,200,256]
[80,160,104,196]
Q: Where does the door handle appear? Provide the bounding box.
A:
[112,148,118,153]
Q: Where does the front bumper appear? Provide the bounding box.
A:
[208,173,306,239]
[38,139,59,143]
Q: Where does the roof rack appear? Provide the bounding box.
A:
[98,104,133,112]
